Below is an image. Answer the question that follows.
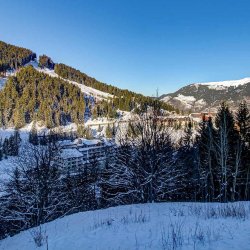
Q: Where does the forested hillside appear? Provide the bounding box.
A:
[0,41,36,74]
[0,66,86,128]
[0,40,177,129]
[55,63,176,112]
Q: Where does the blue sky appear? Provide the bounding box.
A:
[1,0,250,96]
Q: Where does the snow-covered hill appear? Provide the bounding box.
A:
[0,202,249,250]
[160,77,250,112]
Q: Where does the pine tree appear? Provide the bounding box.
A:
[77,124,85,137]
[182,119,193,148]
[214,102,239,202]
[12,130,21,156]
[97,124,102,133]
[3,138,9,158]
[236,101,250,141]
[105,124,113,138]
[197,116,218,201]
[29,122,38,145]
[236,101,250,200]
[85,127,93,140]
[177,118,199,201]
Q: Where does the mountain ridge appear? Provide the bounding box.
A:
[160,77,250,112]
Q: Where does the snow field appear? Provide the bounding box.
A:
[0,202,249,250]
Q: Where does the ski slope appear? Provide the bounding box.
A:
[0,202,249,250]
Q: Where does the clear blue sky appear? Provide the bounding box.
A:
[1,0,250,96]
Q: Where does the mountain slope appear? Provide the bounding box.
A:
[0,41,176,126]
[26,60,114,100]
[0,66,86,128]
[53,63,175,112]
[160,78,250,112]
[0,40,36,73]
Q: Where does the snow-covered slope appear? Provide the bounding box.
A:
[0,69,17,90]
[195,77,250,90]
[26,61,113,100]
[160,77,250,112]
[0,202,249,250]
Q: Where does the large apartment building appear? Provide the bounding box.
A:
[56,138,114,173]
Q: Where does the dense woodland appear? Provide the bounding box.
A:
[0,41,36,75]
[0,101,249,240]
[0,66,86,128]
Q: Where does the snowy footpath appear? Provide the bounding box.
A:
[0,202,249,250]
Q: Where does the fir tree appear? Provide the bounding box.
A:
[105,124,113,138]
[29,122,39,145]
[236,101,250,200]
[12,130,21,156]
[85,127,93,140]
[77,124,85,138]
[197,116,218,201]
[214,102,239,202]
[3,138,9,158]
[236,101,250,142]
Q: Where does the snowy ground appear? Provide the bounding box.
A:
[0,202,249,250]
[0,77,7,90]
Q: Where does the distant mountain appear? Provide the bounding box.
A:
[160,78,250,112]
